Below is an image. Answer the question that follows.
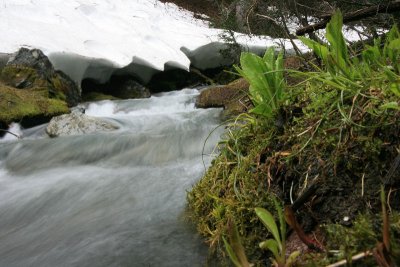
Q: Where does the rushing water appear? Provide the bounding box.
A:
[0,89,222,267]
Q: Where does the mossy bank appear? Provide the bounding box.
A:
[187,13,400,267]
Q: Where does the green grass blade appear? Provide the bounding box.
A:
[259,239,280,259]
[250,103,273,117]
[274,51,285,101]
[272,198,285,244]
[298,36,329,64]
[286,251,301,267]
[255,207,282,250]
[222,236,242,267]
[380,102,400,110]
[326,10,349,66]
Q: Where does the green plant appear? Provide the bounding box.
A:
[222,198,299,267]
[255,199,299,267]
[298,10,400,91]
[234,47,285,118]
[362,25,400,110]
[296,9,400,127]
[223,219,251,267]
[298,11,351,79]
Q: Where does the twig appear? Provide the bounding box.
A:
[361,173,365,197]
[284,206,324,252]
[245,0,258,35]
[0,129,20,139]
[326,251,373,267]
[255,13,280,25]
[296,1,400,35]
[190,67,216,85]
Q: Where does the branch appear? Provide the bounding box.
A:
[0,129,20,139]
[296,1,400,36]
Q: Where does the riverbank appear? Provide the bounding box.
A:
[186,12,400,267]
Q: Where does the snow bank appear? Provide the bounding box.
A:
[0,0,305,84]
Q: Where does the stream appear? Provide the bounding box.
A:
[0,89,222,266]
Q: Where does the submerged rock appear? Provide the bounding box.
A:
[0,48,80,107]
[196,78,250,117]
[46,109,119,137]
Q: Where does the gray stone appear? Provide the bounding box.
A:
[46,110,119,137]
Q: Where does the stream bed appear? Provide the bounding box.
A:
[0,89,222,267]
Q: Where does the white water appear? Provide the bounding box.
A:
[0,89,222,266]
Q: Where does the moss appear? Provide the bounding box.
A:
[322,212,400,266]
[1,65,80,107]
[50,76,67,101]
[0,82,68,125]
[187,69,400,266]
[0,66,46,88]
[187,118,278,266]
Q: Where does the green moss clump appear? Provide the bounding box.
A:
[0,66,46,88]
[0,65,80,107]
[0,82,68,125]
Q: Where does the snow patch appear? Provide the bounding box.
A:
[0,0,306,84]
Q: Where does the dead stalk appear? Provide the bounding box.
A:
[326,251,373,267]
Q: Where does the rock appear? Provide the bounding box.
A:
[0,81,69,128]
[46,109,119,137]
[112,79,151,99]
[7,48,54,78]
[0,48,80,107]
[147,68,204,93]
[81,75,150,100]
[196,78,250,117]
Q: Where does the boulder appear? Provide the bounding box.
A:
[196,78,250,117]
[112,79,151,99]
[81,75,150,100]
[0,48,80,107]
[46,109,119,137]
[0,81,69,128]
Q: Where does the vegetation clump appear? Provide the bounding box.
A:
[187,11,400,266]
[0,82,68,127]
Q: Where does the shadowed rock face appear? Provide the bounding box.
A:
[81,75,150,100]
[1,48,80,107]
